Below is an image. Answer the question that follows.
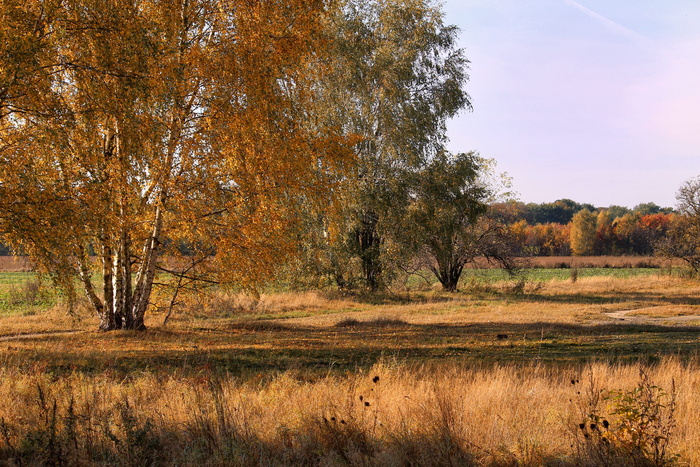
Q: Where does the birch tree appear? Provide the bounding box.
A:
[0,0,351,330]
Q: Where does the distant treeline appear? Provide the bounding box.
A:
[495,199,673,225]
[0,199,675,260]
[492,199,675,256]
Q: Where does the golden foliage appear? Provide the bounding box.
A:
[0,0,354,329]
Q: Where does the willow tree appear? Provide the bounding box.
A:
[298,0,470,290]
[0,0,351,330]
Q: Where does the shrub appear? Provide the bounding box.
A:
[575,369,679,466]
[570,268,579,283]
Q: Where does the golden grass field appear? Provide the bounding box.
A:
[1,268,700,465]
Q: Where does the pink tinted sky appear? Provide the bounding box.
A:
[441,0,700,208]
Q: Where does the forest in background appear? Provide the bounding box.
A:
[0,199,677,257]
[494,199,675,257]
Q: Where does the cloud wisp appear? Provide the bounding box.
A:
[562,0,654,46]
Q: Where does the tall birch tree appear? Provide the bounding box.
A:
[0,0,351,330]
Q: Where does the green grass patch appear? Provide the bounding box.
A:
[0,272,57,315]
[0,272,39,287]
[460,267,661,284]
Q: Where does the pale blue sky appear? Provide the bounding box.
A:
[442,0,700,208]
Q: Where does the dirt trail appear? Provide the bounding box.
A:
[603,308,700,325]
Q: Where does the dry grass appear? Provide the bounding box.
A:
[458,255,678,269]
[1,271,700,464]
[632,305,700,318]
[0,359,696,465]
[2,275,700,375]
[183,289,358,318]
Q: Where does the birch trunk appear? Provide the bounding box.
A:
[130,202,164,331]
[112,235,124,329]
[100,241,116,330]
[122,232,134,330]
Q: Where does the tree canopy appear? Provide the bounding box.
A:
[658,177,700,271]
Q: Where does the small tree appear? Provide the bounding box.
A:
[406,152,516,291]
[657,177,700,272]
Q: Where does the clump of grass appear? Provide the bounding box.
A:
[0,381,160,465]
[3,277,54,314]
[334,317,361,327]
[180,290,339,320]
[460,276,496,294]
[507,277,544,295]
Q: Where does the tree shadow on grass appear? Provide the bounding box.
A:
[5,319,700,378]
[321,289,461,306]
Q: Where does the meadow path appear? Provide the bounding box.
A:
[603,307,700,325]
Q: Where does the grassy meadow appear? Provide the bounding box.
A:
[0,260,699,465]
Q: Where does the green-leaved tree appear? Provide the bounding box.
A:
[406,152,517,291]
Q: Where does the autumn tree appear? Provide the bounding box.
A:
[0,0,351,330]
[595,210,614,255]
[531,223,570,256]
[612,213,643,254]
[569,209,597,256]
[298,0,470,290]
[636,213,672,254]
